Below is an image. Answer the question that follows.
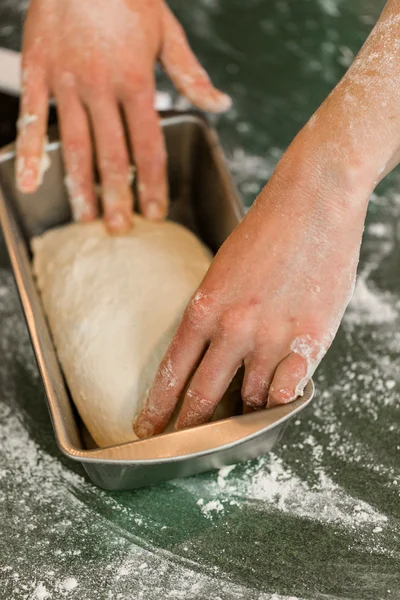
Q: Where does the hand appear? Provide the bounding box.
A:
[134,136,368,436]
[16,0,231,233]
[135,0,400,437]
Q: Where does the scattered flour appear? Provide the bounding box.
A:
[345,273,398,325]
[338,45,355,67]
[154,90,174,111]
[61,577,79,592]
[227,148,279,201]
[31,583,50,600]
[367,222,390,238]
[0,266,314,600]
[177,450,392,536]
[344,219,399,327]
[1,78,399,593]
[217,464,237,488]
[197,498,225,518]
[1,252,398,598]
[0,24,14,36]
[317,0,341,17]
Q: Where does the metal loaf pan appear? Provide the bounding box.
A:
[0,111,314,490]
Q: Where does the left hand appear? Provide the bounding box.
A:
[16,0,231,233]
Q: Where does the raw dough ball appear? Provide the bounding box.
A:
[32,216,212,447]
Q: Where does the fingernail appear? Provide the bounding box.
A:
[206,92,232,113]
[267,389,297,409]
[146,201,166,221]
[294,377,308,398]
[135,419,155,439]
[218,92,233,111]
[16,156,40,193]
[106,211,133,235]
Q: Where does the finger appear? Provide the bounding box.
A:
[241,353,279,410]
[55,83,97,222]
[122,84,168,220]
[88,98,133,234]
[175,340,244,430]
[134,316,209,438]
[16,63,49,193]
[161,5,232,113]
[268,352,308,408]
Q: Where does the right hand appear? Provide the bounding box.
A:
[135,137,367,437]
[16,0,231,233]
[136,0,400,436]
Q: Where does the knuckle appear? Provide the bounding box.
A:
[21,64,47,99]
[154,144,167,166]
[190,72,211,90]
[118,64,153,97]
[157,357,178,392]
[22,53,44,74]
[290,331,331,362]
[241,387,265,408]
[99,151,129,177]
[242,372,270,408]
[154,147,167,171]
[186,291,215,328]
[137,145,166,171]
[87,59,110,88]
[187,388,206,405]
[186,388,215,417]
[79,74,110,102]
[55,70,77,90]
[166,15,188,45]
[130,72,153,93]
[219,308,250,339]
[63,136,85,158]
[63,150,90,185]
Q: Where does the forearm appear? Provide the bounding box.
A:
[279,0,400,211]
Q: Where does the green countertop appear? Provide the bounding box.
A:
[0,1,399,598]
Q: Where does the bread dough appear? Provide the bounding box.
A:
[32,216,213,447]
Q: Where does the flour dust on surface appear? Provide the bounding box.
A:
[0,0,399,597]
[0,190,399,598]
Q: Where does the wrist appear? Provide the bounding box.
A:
[249,142,367,270]
[267,128,372,223]
[300,66,400,197]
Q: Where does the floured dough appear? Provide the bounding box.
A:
[32,216,213,447]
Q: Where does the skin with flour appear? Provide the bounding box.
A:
[135,0,400,436]
[16,0,400,434]
[16,0,231,233]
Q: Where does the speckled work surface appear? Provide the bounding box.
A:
[0,0,399,599]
